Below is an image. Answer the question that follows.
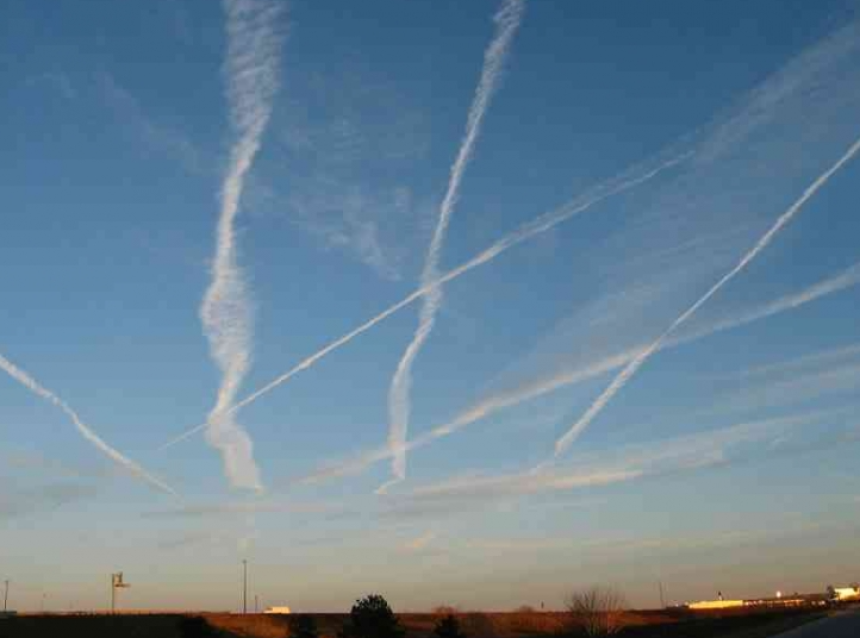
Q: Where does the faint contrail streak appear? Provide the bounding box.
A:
[159,153,688,451]
[386,0,526,488]
[293,261,860,485]
[551,133,860,460]
[0,352,178,496]
[200,0,284,490]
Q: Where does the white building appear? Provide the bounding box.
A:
[264,606,292,614]
[831,585,860,602]
[688,599,745,610]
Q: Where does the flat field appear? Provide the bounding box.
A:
[0,607,826,638]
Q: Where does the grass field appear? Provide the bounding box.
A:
[0,607,826,638]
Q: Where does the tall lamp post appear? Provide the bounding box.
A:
[242,560,248,614]
[3,580,9,613]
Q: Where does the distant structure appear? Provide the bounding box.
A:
[688,598,744,610]
[264,605,292,614]
[688,591,830,610]
[828,584,860,603]
[110,572,131,614]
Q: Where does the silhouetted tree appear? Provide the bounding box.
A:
[566,587,628,636]
[339,594,405,638]
[434,613,467,638]
[178,615,217,638]
[290,614,320,638]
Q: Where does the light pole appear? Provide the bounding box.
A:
[4,580,9,613]
[242,560,248,614]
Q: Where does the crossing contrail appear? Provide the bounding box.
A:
[0,351,178,497]
[200,0,284,491]
[159,153,688,452]
[386,0,526,487]
[294,259,860,486]
[551,132,860,461]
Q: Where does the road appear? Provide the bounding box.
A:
[774,609,860,637]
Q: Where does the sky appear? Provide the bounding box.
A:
[2,0,860,614]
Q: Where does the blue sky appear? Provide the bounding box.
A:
[2,0,860,613]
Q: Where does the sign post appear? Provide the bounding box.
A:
[110,572,131,614]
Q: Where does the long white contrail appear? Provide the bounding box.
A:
[201,0,284,491]
[0,352,178,496]
[387,0,526,486]
[551,133,860,460]
[293,260,860,485]
[159,152,688,452]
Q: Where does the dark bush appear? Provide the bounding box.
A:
[178,615,217,638]
[566,587,628,636]
[339,594,405,638]
[434,613,467,638]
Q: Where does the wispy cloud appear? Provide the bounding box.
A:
[293,263,860,486]
[200,0,285,491]
[162,14,860,456]
[467,518,830,558]
[680,262,860,343]
[143,497,338,519]
[284,183,414,281]
[99,72,203,173]
[400,529,438,553]
[550,132,860,462]
[0,482,100,522]
[247,61,431,280]
[726,341,860,380]
[385,0,526,488]
[384,412,835,515]
[0,351,177,496]
[5,448,115,481]
[159,148,686,452]
[718,361,860,415]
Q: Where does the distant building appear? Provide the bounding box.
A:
[687,593,829,610]
[743,594,828,608]
[688,599,745,610]
[829,585,860,602]
[264,606,292,614]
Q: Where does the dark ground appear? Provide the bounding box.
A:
[0,606,835,638]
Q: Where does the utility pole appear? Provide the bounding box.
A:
[242,560,248,614]
[3,580,8,613]
[659,581,666,608]
[255,594,258,614]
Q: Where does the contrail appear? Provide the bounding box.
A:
[551,133,860,460]
[159,152,689,451]
[689,261,860,340]
[0,351,178,496]
[200,0,284,491]
[387,0,525,487]
[395,411,840,508]
[293,261,860,485]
